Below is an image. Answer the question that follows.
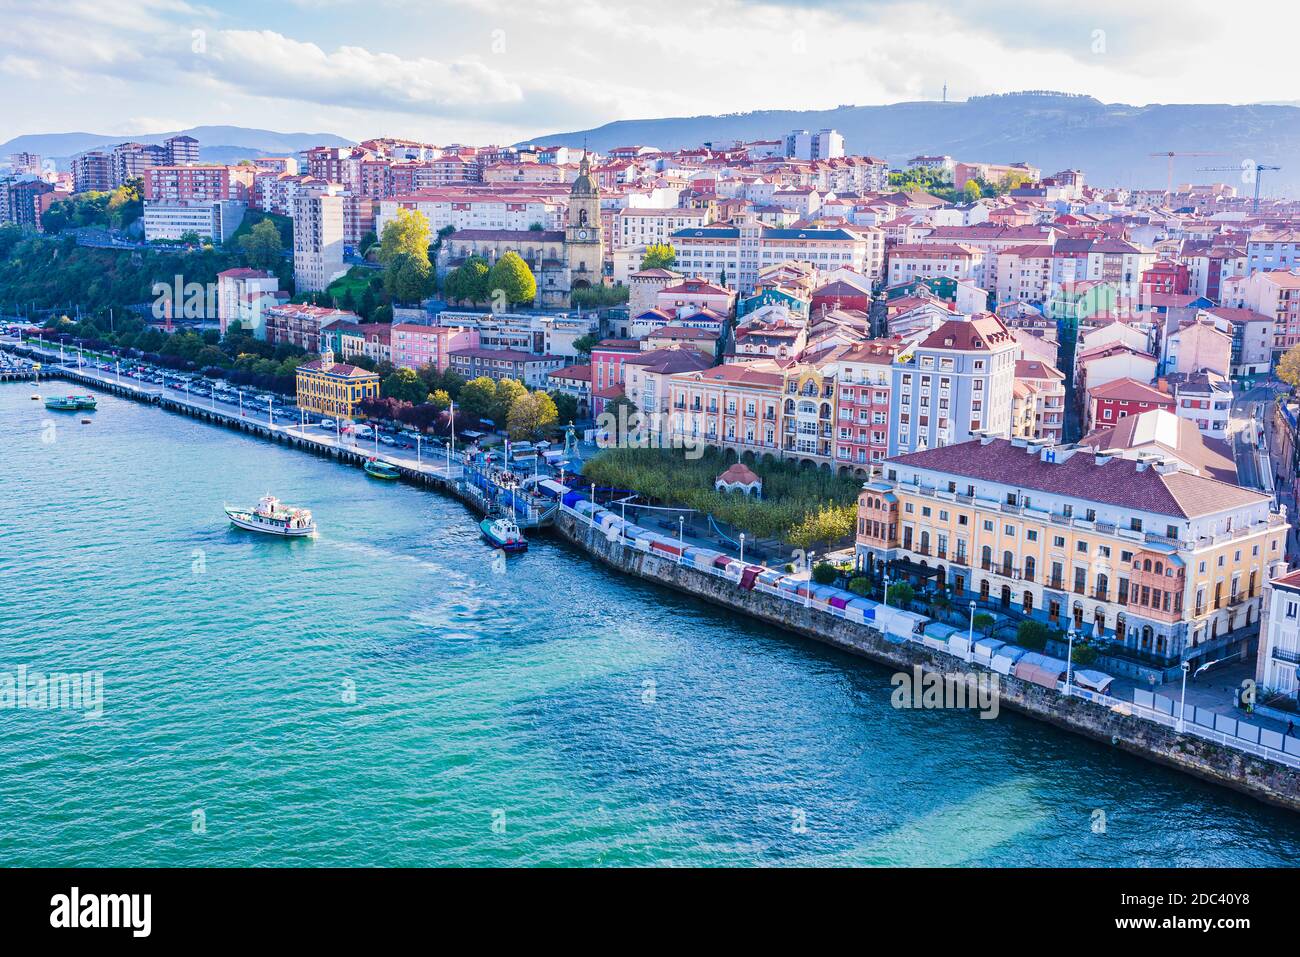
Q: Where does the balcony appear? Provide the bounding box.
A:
[1048,577,1065,591]
[1274,647,1300,665]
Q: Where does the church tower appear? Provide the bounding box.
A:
[565,152,603,296]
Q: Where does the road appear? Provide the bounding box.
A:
[1228,381,1281,492]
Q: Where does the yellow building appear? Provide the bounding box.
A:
[857,436,1287,680]
[295,351,380,418]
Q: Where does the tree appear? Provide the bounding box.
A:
[811,562,838,585]
[549,389,579,424]
[487,250,536,307]
[428,389,452,412]
[457,376,497,424]
[491,377,527,427]
[383,251,432,304]
[239,219,282,271]
[847,576,872,597]
[640,243,677,270]
[973,612,995,636]
[382,367,427,404]
[377,207,432,267]
[1071,644,1100,666]
[1278,342,1300,388]
[886,582,915,607]
[1016,619,1051,651]
[962,180,983,202]
[507,391,559,440]
[572,332,600,357]
[444,256,490,305]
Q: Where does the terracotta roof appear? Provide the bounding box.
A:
[889,438,1267,519]
[917,314,1016,351]
[717,463,761,485]
[1088,377,1172,403]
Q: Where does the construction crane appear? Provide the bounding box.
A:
[1149,151,1227,194]
[1198,163,1282,213]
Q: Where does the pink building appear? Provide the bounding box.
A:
[143,164,255,204]
[390,323,479,372]
[589,339,641,414]
[831,339,902,475]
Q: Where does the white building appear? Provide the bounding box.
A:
[143,200,245,244]
[1257,568,1300,699]
[293,185,346,293]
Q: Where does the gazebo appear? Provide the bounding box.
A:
[715,463,762,497]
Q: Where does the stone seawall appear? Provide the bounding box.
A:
[552,511,1300,812]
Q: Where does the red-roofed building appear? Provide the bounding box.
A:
[1088,377,1174,431]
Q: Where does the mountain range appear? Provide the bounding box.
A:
[0,126,354,168]
[524,92,1300,195]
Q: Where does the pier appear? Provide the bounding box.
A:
[5,343,558,529]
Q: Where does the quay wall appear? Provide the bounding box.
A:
[552,511,1300,812]
[18,355,1300,811]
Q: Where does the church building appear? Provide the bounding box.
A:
[438,154,605,308]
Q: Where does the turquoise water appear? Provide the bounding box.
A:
[2,384,1299,866]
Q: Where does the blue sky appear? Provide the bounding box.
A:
[0,0,1291,144]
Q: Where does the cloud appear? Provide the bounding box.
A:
[200,30,524,114]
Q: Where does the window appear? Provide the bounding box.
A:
[1027,530,1038,542]
[1288,601,1298,620]
[1053,536,1065,548]
[1130,518,1142,532]
[983,520,994,532]
[1076,541,1089,554]
[1005,524,1016,536]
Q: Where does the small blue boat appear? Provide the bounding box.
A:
[480,515,527,553]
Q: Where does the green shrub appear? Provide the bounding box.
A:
[847,577,872,596]
[811,562,837,585]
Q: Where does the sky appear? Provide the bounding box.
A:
[0,0,1296,145]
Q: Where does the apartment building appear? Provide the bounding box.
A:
[390,323,479,372]
[857,437,1287,677]
[1223,268,1300,359]
[888,314,1019,456]
[264,304,359,353]
[447,347,565,388]
[828,339,903,475]
[1012,359,1066,443]
[887,244,983,286]
[663,362,787,458]
[1256,568,1300,698]
[293,184,346,293]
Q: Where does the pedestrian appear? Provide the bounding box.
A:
[1289,720,1295,737]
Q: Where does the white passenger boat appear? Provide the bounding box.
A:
[225,495,316,537]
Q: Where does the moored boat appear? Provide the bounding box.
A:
[363,457,400,480]
[43,394,96,411]
[480,514,528,553]
[225,495,316,537]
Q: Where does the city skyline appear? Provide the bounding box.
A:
[2,0,1299,145]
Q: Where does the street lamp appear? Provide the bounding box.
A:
[238,390,243,418]
[678,515,685,563]
[1065,629,1076,696]
[416,434,422,466]
[967,600,977,662]
[1177,660,1191,732]
[739,532,746,563]
[266,395,273,428]
[882,568,892,611]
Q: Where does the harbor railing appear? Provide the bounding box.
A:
[562,499,1300,771]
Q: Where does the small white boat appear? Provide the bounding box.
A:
[225,495,316,537]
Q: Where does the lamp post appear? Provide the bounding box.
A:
[1065,629,1076,696]
[967,600,976,662]
[678,515,685,564]
[739,533,746,563]
[449,401,456,461]
[416,434,422,466]
[266,395,273,428]
[238,390,243,418]
[882,568,892,611]
[1177,660,1191,732]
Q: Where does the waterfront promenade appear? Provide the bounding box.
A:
[8,337,1300,809]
